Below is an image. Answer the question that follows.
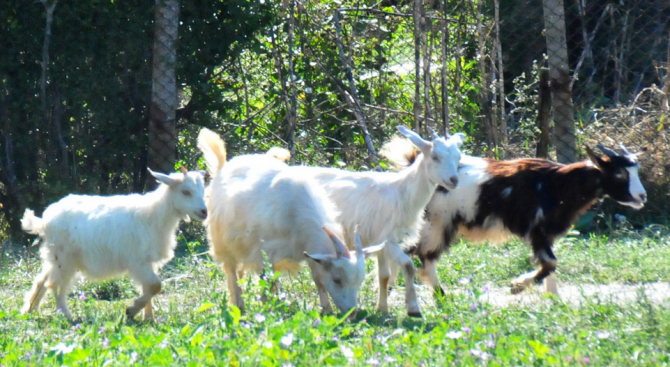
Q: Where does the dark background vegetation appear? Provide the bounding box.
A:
[1,0,668,243]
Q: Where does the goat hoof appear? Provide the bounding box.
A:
[125,307,137,319]
[407,311,423,318]
[510,283,526,295]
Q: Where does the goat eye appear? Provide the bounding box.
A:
[333,279,342,286]
[182,190,192,197]
[432,155,440,162]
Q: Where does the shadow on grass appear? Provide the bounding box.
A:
[351,309,440,332]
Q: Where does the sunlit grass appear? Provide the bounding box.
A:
[1,231,669,366]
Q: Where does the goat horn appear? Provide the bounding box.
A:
[619,143,631,156]
[180,165,188,175]
[354,226,364,261]
[323,227,350,259]
[596,144,617,158]
[426,126,439,140]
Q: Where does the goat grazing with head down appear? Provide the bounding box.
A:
[197,128,384,315]
[21,166,207,321]
[280,126,465,317]
[405,143,647,296]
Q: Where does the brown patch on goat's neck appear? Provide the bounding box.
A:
[405,148,419,166]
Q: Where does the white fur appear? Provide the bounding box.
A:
[622,165,646,209]
[21,169,207,321]
[287,127,465,315]
[420,155,512,256]
[198,129,383,314]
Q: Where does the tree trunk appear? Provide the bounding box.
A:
[420,3,432,132]
[147,0,180,188]
[333,11,378,163]
[286,0,297,164]
[542,0,577,163]
[40,0,58,169]
[0,84,23,241]
[440,0,450,136]
[536,68,552,159]
[477,0,495,152]
[494,0,506,144]
[412,0,423,135]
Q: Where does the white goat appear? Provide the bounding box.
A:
[197,128,384,314]
[282,126,465,317]
[20,167,207,321]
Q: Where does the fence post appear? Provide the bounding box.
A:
[147,0,180,189]
[542,0,577,163]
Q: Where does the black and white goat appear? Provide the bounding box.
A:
[405,140,646,296]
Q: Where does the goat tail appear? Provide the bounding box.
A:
[380,136,418,170]
[22,269,50,314]
[197,128,228,177]
[21,209,45,236]
[266,147,291,163]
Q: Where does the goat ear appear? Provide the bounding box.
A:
[585,146,606,170]
[426,126,439,140]
[148,168,177,187]
[596,144,618,158]
[180,165,188,175]
[303,251,336,264]
[397,126,431,153]
[360,242,386,259]
[450,133,466,148]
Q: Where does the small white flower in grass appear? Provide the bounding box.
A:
[254,313,266,323]
[263,341,273,349]
[51,343,75,355]
[366,358,380,366]
[458,277,470,285]
[596,331,610,339]
[98,327,106,335]
[384,356,396,363]
[282,363,295,367]
[446,330,462,339]
[470,349,491,360]
[130,351,139,364]
[281,333,294,347]
[340,345,354,358]
[103,338,110,348]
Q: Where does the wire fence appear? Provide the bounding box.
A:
[1,0,669,242]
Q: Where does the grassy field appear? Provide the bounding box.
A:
[1,229,670,366]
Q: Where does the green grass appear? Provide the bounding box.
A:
[1,232,670,366]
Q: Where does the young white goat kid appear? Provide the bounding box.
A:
[283,126,465,317]
[198,128,384,314]
[21,167,207,321]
